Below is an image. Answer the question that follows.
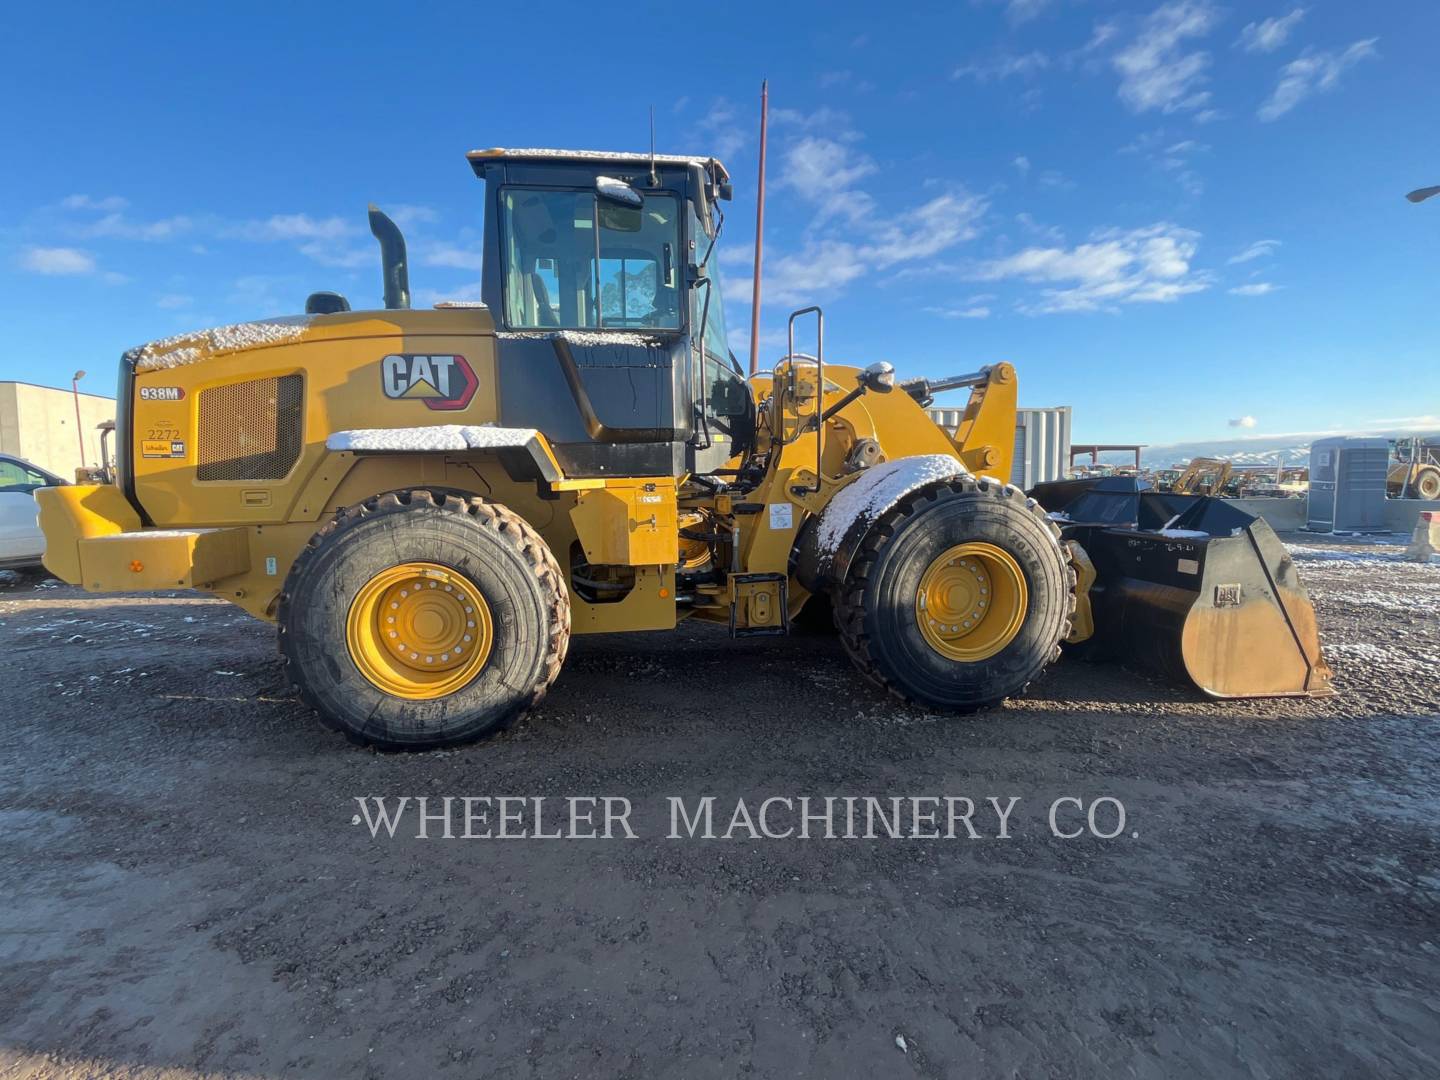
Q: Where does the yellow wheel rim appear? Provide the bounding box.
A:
[345,562,494,699]
[915,542,1028,662]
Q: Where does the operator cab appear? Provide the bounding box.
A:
[467,147,752,478]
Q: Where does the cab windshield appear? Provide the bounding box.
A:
[502,188,682,330]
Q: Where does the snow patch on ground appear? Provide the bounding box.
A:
[327,425,538,452]
[130,317,313,371]
[1322,640,1435,679]
[816,456,968,552]
[1323,588,1440,617]
[1283,544,1418,568]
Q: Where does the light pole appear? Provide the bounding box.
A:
[71,370,87,470]
[748,79,769,377]
[1405,185,1440,204]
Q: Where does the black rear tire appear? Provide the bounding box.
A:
[833,475,1073,711]
[278,490,570,750]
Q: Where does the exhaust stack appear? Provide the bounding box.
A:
[368,205,410,310]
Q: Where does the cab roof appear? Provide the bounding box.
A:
[467,147,730,182]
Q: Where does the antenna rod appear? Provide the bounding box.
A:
[748,79,769,376]
[649,106,658,187]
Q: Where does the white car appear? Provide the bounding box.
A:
[0,455,65,570]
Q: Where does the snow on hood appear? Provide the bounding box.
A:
[495,329,666,349]
[472,147,718,166]
[327,425,539,453]
[129,316,314,372]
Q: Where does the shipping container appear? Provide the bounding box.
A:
[927,405,1072,489]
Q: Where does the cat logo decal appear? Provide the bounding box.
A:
[380,354,478,411]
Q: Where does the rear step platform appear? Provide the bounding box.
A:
[78,528,251,591]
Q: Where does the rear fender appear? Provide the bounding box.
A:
[322,425,562,485]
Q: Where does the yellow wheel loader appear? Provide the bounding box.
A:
[1387,438,1440,501]
[38,148,1332,749]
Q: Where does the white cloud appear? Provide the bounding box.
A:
[245,213,356,242]
[755,240,870,307]
[229,213,369,267]
[862,192,986,268]
[1082,21,1120,53]
[61,194,129,212]
[953,51,1050,82]
[1122,131,1209,195]
[1036,169,1075,191]
[1228,239,1280,264]
[746,122,988,308]
[926,304,992,319]
[421,244,485,272]
[974,0,1051,24]
[387,204,440,230]
[1013,155,1031,178]
[695,98,747,160]
[19,246,96,275]
[1112,1,1220,114]
[79,212,193,241]
[1258,39,1378,121]
[1229,282,1279,295]
[776,135,877,218]
[973,223,1213,313]
[1237,9,1305,54]
[770,106,862,137]
[156,293,193,309]
[1016,213,1065,242]
[1005,0,1050,22]
[1229,415,1258,428]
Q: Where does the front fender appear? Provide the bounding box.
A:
[792,455,969,591]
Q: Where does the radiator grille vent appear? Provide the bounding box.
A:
[196,374,303,481]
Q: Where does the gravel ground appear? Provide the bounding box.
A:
[1,533,1437,1079]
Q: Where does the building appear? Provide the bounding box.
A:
[0,382,117,479]
[927,405,1072,490]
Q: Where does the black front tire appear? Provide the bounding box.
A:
[833,476,1074,711]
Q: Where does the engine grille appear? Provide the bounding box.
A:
[196,374,303,481]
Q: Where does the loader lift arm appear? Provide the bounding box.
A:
[902,363,1018,480]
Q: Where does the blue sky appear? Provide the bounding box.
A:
[2,0,1436,447]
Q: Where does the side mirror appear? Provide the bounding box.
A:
[860,361,896,394]
[596,175,644,207]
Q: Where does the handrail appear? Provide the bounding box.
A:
[787,306,824,494]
